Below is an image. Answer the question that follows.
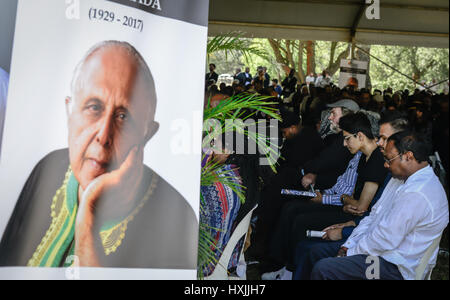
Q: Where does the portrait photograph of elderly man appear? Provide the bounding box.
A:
[0,40,198,269]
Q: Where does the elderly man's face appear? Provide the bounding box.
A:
[328,107,343,132]
[67,47,155,190]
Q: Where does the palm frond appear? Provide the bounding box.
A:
[207,32,269,64]
[204,92,280,121]
[199,61,284,279]
[202,92,282,173]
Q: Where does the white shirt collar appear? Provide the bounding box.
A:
[404,165,432,184]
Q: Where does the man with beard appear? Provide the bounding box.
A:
[301,99,360,190]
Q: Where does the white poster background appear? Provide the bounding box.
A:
[0,0,207,279]
[338,59,368,90]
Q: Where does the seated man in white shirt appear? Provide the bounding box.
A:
[315,70,331,88]
[305,73,315,86]
[311,130,449,280]
[0,67,9,156]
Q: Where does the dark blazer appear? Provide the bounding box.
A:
[206,72,218,83]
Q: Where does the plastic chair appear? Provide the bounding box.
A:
[415,233,442,280]
[205,204,258,280]
[429,152,447,188]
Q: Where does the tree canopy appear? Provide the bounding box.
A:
[207,37,449,92]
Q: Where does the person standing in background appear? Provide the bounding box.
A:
[263,67,271,88]
[206,63,219,84]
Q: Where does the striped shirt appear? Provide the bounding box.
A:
[321,151,361,206]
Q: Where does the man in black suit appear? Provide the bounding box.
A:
[205,63,219,83]
[250,109,325,261]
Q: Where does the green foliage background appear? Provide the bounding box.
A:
[208,38,449,92]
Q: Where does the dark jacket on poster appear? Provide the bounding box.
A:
[0,149,198,269]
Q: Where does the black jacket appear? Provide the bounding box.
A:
[0,149,197,269]
[206,71,219,83]
[303,132,353,190]
[277,125,324,174]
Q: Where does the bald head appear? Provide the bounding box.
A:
[70,41,157,120]
[66,41,159,190]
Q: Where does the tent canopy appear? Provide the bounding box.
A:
[208,0,449,48]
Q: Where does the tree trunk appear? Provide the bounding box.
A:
[306,41,316,75]
[297,41,306,83]
[327,43,351,77]
[268,38,306,83]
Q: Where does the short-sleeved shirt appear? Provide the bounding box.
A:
[353,147,387,200]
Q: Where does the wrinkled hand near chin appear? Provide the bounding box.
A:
[79,145,145,223]
[74,146,145,267]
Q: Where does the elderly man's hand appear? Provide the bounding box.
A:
[81,145,143,215]
[75,145,144,266]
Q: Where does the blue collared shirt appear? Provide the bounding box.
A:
[321,151,361,206]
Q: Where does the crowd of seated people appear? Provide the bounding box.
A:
[202,64,449,280]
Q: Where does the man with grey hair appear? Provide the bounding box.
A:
[301,99,360,190]
[0,41,197,269]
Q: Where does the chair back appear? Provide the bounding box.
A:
[415,233,442,280]
[205,204,258,280]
